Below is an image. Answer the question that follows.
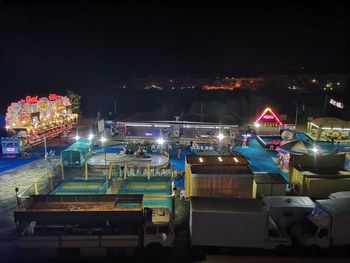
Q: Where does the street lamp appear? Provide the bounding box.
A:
[217,133,225,142]
[100,136,108,186]
[157,137,164,146]
[88,133,94,142]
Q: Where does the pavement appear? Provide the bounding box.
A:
[0,157,60,238]
[233,137,288,179]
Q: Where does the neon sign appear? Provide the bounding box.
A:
[25,96,38,103]
[48,93,58,101]
[254,107,283,126]
[262,114,274,120]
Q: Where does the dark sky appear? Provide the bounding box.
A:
[0,0,349,98]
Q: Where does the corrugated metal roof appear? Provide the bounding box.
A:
[186,155,249,166]
[191,197,264,213]
[191,165,252,174]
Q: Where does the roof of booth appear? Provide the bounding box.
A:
[311,117,350,128]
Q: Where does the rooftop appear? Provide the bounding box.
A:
[191,165,253,175]
[191,197,264,214]
[262,196,315,208]
[186,155,249,166]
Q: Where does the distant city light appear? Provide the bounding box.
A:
[312,147,318,153]
[199,157,204,163]
[88,134,94,141]
[311,79,317,83]
[75,135,80,141]
[218,157,223,162]
[254,123,261,128]
[100,136,107,143]
[233,157,239,163]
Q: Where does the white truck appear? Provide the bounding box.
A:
[190,197,291,252]
[329,191,350,199]
[290,198,350,251]
[261,196,315,230]
[13,194,174,258]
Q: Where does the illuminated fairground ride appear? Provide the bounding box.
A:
[5,94,78,147]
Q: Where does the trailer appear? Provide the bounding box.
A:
[290,198,350,250]
[13,194,174,257]
[190,197,291,251]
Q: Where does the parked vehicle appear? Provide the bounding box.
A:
[290,198,350,250]
[13,194,174,257]
[329,191,350,199]
[261,196,315,229]
[190,197,291,252]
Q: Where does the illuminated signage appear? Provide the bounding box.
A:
[25,96,38,103]
[262,114,274,120]
[330,99,344,109]
[254,107,283,126]
[48,93,58,101]
[7,147,15,152]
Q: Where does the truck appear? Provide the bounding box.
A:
[290,198,350,251]
[329,191,350,199]
[190,197,291,253]
[13,194,174,258]
[260,196,315,230]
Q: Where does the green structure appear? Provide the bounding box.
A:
[61,139,92,167]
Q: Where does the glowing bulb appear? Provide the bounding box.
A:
[254,123,260,128]
[88,133,94,141]
[312,147,318,153]
[75,135,80,141]
[157,138,164,145]
[100,136,107,143]
[217,133,225,141]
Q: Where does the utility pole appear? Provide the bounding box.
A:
[200,101,203,122]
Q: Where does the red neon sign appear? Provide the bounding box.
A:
[48,93,58,101]
[25,96,38,104]
[254,107,283,126]
[7,147,15,152]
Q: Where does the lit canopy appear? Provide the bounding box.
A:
[310,117,350,130]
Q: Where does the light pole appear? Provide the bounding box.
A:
[100,136,107,185]
[217,132,225,153]
[43,135,48,158]
[293,101,298,131]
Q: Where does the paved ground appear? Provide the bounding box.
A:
[233,137,287,179]
[0,157,60,237]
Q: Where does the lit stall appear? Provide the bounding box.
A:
[306,117,350,142]
[254,107,283,150]
[5,94,78,147]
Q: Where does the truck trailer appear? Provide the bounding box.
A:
[13,194,174,257]
[190,197,291,251]
[290,198,350,250]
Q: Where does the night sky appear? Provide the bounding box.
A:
[0,0,349,103]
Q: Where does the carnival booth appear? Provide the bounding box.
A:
[254,107,283,150]
[307,117,350,142]
[5,94,78,147]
